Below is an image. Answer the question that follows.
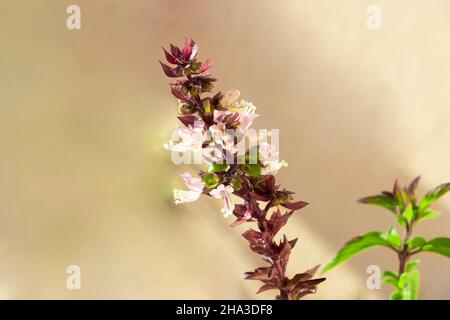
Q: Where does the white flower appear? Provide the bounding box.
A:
[238,100,259,130]
[221,89,241,109]
[163,121,205,153]
[173,172,205,204]
[209,184,235,217]
[173,189,201,204]
[213,109,229,123]
[206,124,238,162]
[260,160,288,175]
[259,142,288,175]
[218,90,259,131]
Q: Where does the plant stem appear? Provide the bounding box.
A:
[398,224,412,274]
[249,198,291,300]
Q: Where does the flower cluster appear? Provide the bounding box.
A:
[161,39,325,300]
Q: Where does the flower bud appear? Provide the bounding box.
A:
[178,104,196,115]
[202,98,212,115]
[203,173,221,189]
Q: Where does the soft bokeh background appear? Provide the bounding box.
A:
[0,0,449,299]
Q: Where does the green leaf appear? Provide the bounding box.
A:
[230,177,243,191]
[416,209,440,223]
[382,271,398,287]
[358,194,397,212]
[208,163,230,173]
[402,205,414,224]
[389,291,403,300]
[322,231,392,273]
[381,227,403,250]
[407,237,426,251]
[421,237,450,258]
[419,182,450,211]
[402,270,420,300]
[383,278,398,287]
[409,270,420,300]
[406,259,420,273]
[397,214,407,228]
[242,163,261,177]
[397,273,409,289]
[383,270,398,280]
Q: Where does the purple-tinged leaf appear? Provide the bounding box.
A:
[182,39,193,59]
[171,87,190,103]
[358,194,397,213]
[162,47,179,65]
[244,266,273,281]
[230,219,246,228]
[392,179,409,212]
[177,115,198,127]
[289,265,321,288]
[408,176,420,195]
[257,284,278,294]
[381,191,395,199]
[190,42,198,60]
[170,44,181,57]
[292,278,326,298]
[408,176,421,195]
[269,209,293,237]
[288,238,298,249]
[249,191,271,202]
[198,59,213,73]
[159,61,178,77]
[281,201,309,211]
[278,235,293,259]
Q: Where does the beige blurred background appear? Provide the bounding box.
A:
[0,0,449,299]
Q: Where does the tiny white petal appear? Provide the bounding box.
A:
[173,189,202,204]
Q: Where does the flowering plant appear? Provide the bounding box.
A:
[161,39,325,300]
[323,177,450,300]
